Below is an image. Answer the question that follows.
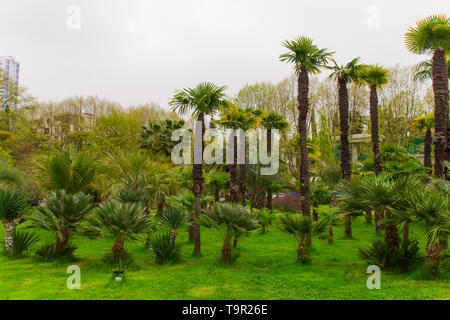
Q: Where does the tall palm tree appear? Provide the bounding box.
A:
[329,57,364,179]
[405,15,450,178]
[260,112,289,210]
[361,65,389,176]
[26,191,94,254]
[410,114,434,170]
[0,188,27,252]
[279,36,334,217]
[170,83,225,254]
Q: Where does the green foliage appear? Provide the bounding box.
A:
[360,64,389,87]
[405,14,450,55]
[140,119,185,156]
[2,230,40,258]
[115,187,141,204]
[161,207,187,230]
[103,248,136,269]
[35,242,77,261]
[329,57,364,83]
[148,233,182,264]
[0,187,27,221]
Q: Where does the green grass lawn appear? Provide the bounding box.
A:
[0,205,448,300]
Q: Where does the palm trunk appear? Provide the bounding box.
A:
[365,210,372,224]
[431,49,449,178]
[221,240,232,263]
[1,218,20,252]
[214,189,220,202]
[266,191,272,211]
[424,127,432,171]
[188,213,194,243]
[55,226,72,254]
[112,237,125,259]
[169,228,178,247]
[344,217,352,239]
[330,192,338,208]
[228,136,239,204]
[375,209,383,234]
[403,223,410,244]
[328,225,334,244]
[312,199,319,222]
[385,223,401,251]
[192,112,205,254]
[233,237,238,248]
[297,242,307,262]
[369,84,382,175]
[261,223,266,235]
[239,163,247,207]
[425,241,441,267]
[338,77,351,179]
[297,66,311,217]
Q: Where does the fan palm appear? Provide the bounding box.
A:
[26,191,94,254]
[405,15,450,178]
[88,201,151,258]
[414,58,450,82]
[279,36,334,217]
[410,114,434,170]
[0,187,27,252]
[38,147,98,194]
[170,82,226,254]
[198,203,258,263]
[160,207,187,246]
[253,208,271,234]
[278,214,315,263]
[205,171,230,202]
[329,57,364,179]
[360,64,389,175]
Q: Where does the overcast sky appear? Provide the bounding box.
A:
[1,0,449,110]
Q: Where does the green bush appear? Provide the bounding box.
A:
[103,248,136,269]
[2,231,40,258]
[148,233,182,264]
[35,242,77,261]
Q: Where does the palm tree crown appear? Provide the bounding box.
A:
[361,64,389,87]
[329,57,364,82]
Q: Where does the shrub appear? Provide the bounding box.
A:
[103,248,136,269]
[2,231,40,258]
[272,193,301,212]
[35,242,77,261]
[148,233,182,264]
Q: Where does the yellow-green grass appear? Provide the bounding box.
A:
[0,205,448,300]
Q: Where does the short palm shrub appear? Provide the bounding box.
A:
[35,242,78,261]
[87,201,152,269]
[278,214,314,263]
[26,191,94,255]
[116,187,141,204]
[199,203,258,263]
[0,187,28,253]
[148,233,182,264]
[160,207,187,246]
[253,208,271,234]
[2,230,40,258]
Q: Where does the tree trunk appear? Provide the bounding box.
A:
[214,189,220,202]
[338,77,351,180]
[344,217,352,239]
[365,210,372,224]
[375,209,382,234]
[297,67,311,217]
[297,242,307,262]
[369,84,382,175]
[424,127,432,171]
[328,225,334,244]
[188,213,194,243]
[239,163,247,207]
[55,227,72,254]
[1,218,20,252]
[431,49,449,178]
[261,223,266,235]
[233,237,238,248]
[425,241,441,267]
[403,222,409,243]
[112,237,125,259]
[169,228,178,247]
[192,112,205,255]
[385,223,401,251]
[221,241,232,263]
[312,199,319,222]
[329,192,338,208]
[228,136,239,204]
[266,191,272,211]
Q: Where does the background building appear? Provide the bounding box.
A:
[0,56,20,111]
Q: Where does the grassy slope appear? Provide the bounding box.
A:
[0,205,448,300]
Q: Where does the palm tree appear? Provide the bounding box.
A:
[160,207,187,246]
[317,210,340,244]
[260,112,290,210]
[405,15,449,178]
[199,203,258,263]
[310,184,330,222]
[329,57,364,179]
[170,82,225,254]
[253,208,271,234]
[360,64,389,175]
[205,171,230,202]
[38,147,98,194]
[0,188,27,252]
[410,114,434,170]
[278,214,315,263]
[279,36,334,217]
[88,201,152,259]
[26,191,94,254]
